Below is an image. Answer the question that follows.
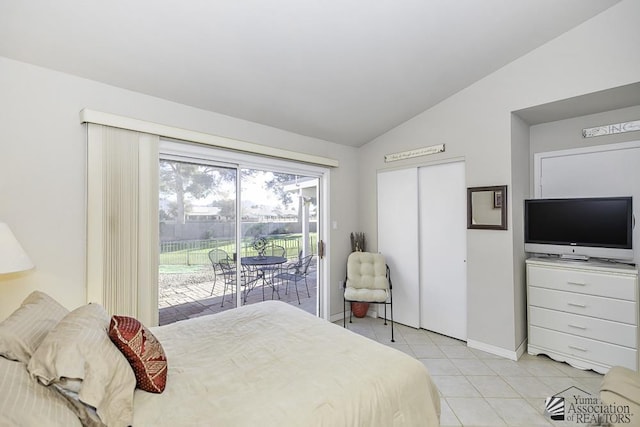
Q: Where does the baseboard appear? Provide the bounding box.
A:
[330,312,344,323]
[515,338,527,360]
[467,339,522,361]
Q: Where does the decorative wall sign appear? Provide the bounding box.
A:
[582,120,640,138]
[384,144,445,162]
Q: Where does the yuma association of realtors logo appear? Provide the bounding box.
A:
[544,386,633,424]
[544,395,565,421]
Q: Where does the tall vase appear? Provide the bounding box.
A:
[350,232,365,253]
[351,302,369,318]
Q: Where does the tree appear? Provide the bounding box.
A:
[216,199,236,219]
[159,162,316,229]
[264,172,299,207]
[159,161,235,224]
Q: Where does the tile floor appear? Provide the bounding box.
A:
[339,316,606,427]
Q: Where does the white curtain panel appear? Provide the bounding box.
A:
[86,123,159,326]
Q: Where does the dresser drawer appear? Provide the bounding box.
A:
[528,265,636,301]
[529,306,637,348]
[529,287,636,325]
[529,326,637,371]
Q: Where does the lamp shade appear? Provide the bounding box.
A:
[0,223,34,274]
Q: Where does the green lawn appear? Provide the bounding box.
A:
[159,234,316,267]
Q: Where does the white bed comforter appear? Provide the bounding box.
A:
[133,301,440,426]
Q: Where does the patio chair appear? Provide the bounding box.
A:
[208,249,226,288]
[274,253,313,304]
[343,251,394,342]
[208,249,236,307]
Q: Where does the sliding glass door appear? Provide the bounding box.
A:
[239,168,318,313]
[157,141,323,325]
[158,159,238,324]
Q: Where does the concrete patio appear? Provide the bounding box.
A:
[159,259,317,325]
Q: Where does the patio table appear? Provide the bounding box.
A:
[241,256,287,302]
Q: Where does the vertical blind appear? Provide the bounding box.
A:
[86,124,160,326]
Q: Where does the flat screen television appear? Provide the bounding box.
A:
[524,196,634,261]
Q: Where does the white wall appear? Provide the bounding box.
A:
[357,0,640,355]
[0,56,360,319]
[530,105,640,156]
[510,114,532,353]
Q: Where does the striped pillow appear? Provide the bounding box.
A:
[108,315,168,393]
[0,291,68,363]
[0,356,82,427]
[28,303,136,427]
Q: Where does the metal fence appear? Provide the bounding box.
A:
[159,234,317,266]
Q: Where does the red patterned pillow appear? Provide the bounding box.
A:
[108,316,167,393]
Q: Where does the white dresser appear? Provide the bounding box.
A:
[526,257,639,374]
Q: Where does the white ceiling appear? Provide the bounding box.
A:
[0,0,621,146]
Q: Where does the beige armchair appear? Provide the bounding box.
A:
[343,251,394,342]
[600,366,640,424]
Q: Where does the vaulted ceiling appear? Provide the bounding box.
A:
[0,0,620,146]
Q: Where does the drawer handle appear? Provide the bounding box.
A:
[568,345,588,352]
[568,324,587,330]
[567,302,586,308]
[567,281,586,286]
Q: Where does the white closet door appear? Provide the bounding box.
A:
[419,161,467,340]
[377,168,420,328]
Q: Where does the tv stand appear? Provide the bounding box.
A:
[526,257,638,374]
[560,254,589,261]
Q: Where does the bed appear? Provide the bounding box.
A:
[0,291,441,426]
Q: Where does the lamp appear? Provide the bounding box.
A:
[0,222,34,274]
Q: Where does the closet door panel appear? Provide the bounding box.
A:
[377,168,420,328]
[419,161,467,340]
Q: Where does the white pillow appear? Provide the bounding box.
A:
[346,252,388,290]
[27,303,136,427]
[0,355,82,427]
[0,291,69,363]
[345,252,390,302]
